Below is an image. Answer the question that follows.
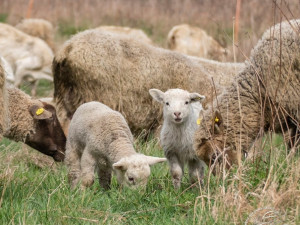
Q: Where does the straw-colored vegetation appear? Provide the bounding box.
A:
[0,0,299,224]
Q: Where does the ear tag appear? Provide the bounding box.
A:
[197,118,202,125]
[36,108,45,116]
[214,117,219,123]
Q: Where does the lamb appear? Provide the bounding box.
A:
[0,22,54,96]
[193,20,300,173]
[149,88,206,189]
[167,24,229,61]
[53,29,243,136]
[96,25,153,45]
[65,101,166,190]
[15,18,56,52]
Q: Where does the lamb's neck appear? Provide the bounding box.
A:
[109,137,137,163]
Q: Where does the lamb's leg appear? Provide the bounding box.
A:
[188,159,204,186]
[96,163,112,190]
[65,144,81,189]
[80,150,96,189]
[168,155,184,189]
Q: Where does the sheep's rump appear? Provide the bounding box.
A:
[53,29,243,135]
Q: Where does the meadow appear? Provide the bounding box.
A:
[0,133,299,224]
[0,0,299,224]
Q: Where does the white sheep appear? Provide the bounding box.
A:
[65,101,167,190]
[0,22,54,96]
[149,88,206,189]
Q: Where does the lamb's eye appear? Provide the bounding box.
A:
[185,101,189,105]
[166,102,169,106]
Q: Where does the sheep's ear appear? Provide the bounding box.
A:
[213,110,223,134]
[144,156,167,166]
[29,105,53,120]
[190,93,205,102]
[112,160,128,171]
[149,89,165,104]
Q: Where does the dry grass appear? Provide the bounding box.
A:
[1,0,300,61]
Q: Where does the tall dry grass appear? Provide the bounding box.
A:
[1,0,300,61]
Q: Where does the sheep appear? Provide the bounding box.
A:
[193,19,300,173]
[53,29,243,136]
[2,86,66,161]
[65,101,167,190]
[15,18,56,52]
[167,24,229,61]
[0,56,14,84]
[0,57,8,138]
[149,88,206,189]
[0,22,54,96]
[96,25,153,45]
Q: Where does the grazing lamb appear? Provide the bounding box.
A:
[65,101,166,189]
[96,25,153,45]
[193,20,300,173]
[15,18,56,52]
[0,23,54,96]
[2,86,66,161]
[53,29,243,136]
[149,88,206,189]
[167,24,229,61]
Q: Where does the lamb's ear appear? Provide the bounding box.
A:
[190,93,205,102]
[213,110,223,134]
[144,156,167,166]
[29,105,53,120]
[112,160,128,171]
[149,89,165,104]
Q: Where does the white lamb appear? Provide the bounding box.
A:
[65,101,167,190]
[149,88,206,189]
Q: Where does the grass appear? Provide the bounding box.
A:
[0,135,299,224]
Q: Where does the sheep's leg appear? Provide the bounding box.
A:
[65,144,81,189]
[188,159,204,186]
[96,163,112,190]
[80,150,96,189]
[168,155,184,189]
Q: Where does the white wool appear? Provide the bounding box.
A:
[149,88,206,188]
[65,101,166,189]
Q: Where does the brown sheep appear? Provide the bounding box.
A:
[96,25,153,45]
[16,18,56,52]
[53,29,243,136]
[167,24,229,61]
[193,20,300,173]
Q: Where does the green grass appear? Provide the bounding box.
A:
[0,135,299,224]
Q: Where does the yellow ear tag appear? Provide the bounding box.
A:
[36,108,45,116]
[215,117,219,123]
[197,118,202,125]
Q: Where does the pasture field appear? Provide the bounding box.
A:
[0,134,299,224]
[0,1,299,224]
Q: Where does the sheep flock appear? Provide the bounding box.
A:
[0,16,299,195]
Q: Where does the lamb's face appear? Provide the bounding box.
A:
[149,88,205,125]
[113,155,167,188]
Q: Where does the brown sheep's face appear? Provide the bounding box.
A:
[25,103,66,162]
[196,111,238,175]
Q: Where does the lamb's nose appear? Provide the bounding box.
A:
[174,112,181,117]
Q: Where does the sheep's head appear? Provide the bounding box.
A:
[112,154,167,188]
[194,111,238,174]
[149,88,205,125]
